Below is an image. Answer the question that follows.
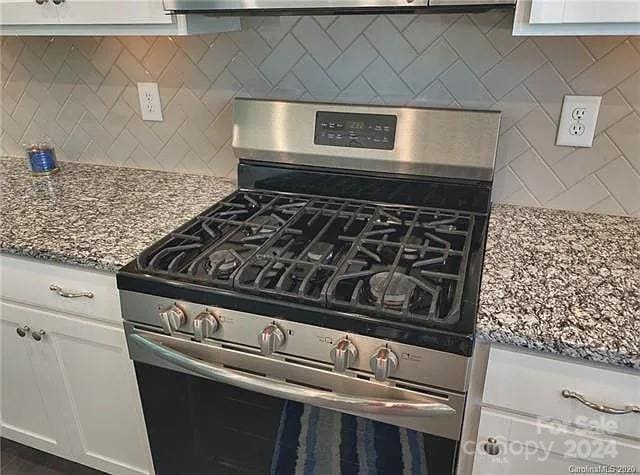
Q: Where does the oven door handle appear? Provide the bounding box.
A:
[129,333,456,417]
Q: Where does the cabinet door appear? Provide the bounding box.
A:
[530,0,640,23]
[56,0,172,24]
[473,444,607,475]
[0,303,69,457]
[37,309,153,475]
[563,1,640,23]
[472,408,640,474]
[0,0,59,25]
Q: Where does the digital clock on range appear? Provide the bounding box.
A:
[347,121,365,130]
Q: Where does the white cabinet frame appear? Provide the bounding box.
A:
[0,0,240,35]
[514,0,640,35]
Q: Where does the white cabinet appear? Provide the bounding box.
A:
[514,0,640,35]
[56,0,172,25]
[0,0,240,35]
[468,345,640,474]
[0,312,70,458]
[0,255,153,475]
[0,0,58,25]
[2,255,123,325]
[473,408,640,475]
[530,0,640,23]
[0,0,170,25]
[483,347,640,439]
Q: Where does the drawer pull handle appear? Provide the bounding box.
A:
[561,389,640,415]
[49,284,94,299]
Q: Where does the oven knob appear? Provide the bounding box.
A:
[193,311,219,342]
[330,338,358,372]
[369,347,399,382]
[158,304,185,335]
[258,324,285,355]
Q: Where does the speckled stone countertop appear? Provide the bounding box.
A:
[0,157,235,272]
[2,156,638,368]
[478,204,640,369]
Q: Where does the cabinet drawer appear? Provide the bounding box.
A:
[483,346,640,439]
[473,408,640,475]
[0,255,120,325]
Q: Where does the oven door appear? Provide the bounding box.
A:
[125,323,463,474]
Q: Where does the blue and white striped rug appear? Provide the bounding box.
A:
[271,401,428,475]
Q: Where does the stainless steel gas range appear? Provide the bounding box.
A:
[117,98,500,475]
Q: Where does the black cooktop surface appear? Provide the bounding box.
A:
[136,189,476,329]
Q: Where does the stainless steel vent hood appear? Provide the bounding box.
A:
[163,0,515,16]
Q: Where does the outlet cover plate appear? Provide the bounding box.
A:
[137,82,163,122]
[556,95,601,147]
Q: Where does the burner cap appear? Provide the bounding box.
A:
[249,215,278,234]
[402,247,419,261]
[208,250,240,276]
[402,236,422,261]
[368,272,416,308]
[307,242,334,263]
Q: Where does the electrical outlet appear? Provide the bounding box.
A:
[137,82,163,122]
[569,123,585,136]
[556,95,601,147]
[572,107,586,121]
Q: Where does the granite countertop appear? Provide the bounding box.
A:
[2,157,638,368]
[0,157,235,272]
[478,205,640,369]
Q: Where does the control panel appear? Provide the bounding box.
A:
[122,290,469,392]
[314,111,397,150]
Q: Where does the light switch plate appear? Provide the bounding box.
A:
[137,82,163,122]
[556,95,601,147]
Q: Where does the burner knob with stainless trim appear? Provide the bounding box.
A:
[369,347,399,382]
[193,311,219,342]
[158,304,186,335]
[258,324,285,355]
[330,338,358,372]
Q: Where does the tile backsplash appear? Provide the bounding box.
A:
[1,13,639,216]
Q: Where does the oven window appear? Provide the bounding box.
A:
[135,363,458,475]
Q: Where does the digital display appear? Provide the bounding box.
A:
[315,111,396,151]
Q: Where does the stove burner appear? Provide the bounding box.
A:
[207,250,241,276]
[249,215,280,234]
[307,242,334,263]
[138,189,476,327]
[368,272,416,309]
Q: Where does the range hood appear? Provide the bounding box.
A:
[164,0,515,16]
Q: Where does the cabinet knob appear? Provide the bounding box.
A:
[16,325,30,338]
[32,329,46,342]
[35,0,48,4]
[483,437,501,456]
[52,0,64,3]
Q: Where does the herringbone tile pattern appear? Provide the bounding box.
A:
[1,13,639,215]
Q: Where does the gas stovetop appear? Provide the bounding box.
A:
[118,98,500,356]
[137,189,475,328]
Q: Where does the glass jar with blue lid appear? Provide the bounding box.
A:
[26,141,59,176]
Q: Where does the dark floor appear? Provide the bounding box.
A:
[1,438,105,475]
